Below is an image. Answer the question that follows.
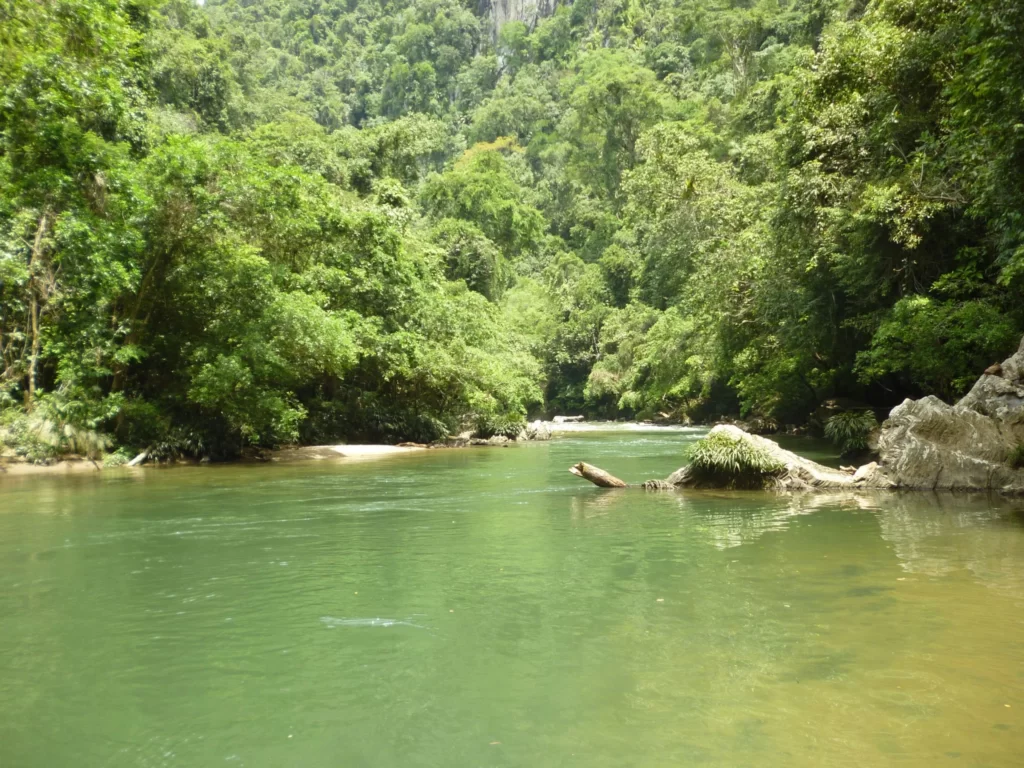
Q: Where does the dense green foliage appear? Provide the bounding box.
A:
[2,0,1022,458]
[824,410,878,456]
[685,431,786,488]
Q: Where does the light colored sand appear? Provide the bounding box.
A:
[0,459,103,477]
[271,444,427,462]
[542,420,701,433]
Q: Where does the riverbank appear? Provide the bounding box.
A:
[0,443,433,478]
[0,420,706,480]
[0,457,105,477]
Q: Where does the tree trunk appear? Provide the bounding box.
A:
[569,461,628,488]
[25,212,49,412]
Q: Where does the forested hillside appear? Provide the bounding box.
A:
[2,0,1022,460]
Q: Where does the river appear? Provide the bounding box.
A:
[1,426,1023,766]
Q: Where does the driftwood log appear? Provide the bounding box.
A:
[569,462,628,487]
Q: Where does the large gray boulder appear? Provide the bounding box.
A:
[875,337,1024,492]
[956,336,1024,422]
[524,420,552,441]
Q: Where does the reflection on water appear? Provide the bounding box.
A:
[1,429,1023,767]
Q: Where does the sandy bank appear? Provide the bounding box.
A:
[0,458,103,477]
[270,444,428,462]
[545,421,702,434]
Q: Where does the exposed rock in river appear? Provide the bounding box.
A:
[667,425,894,491]
[686,337,1024,494]
[572,336,1024,494]
[524,420,552,441]
[876,336,1024,492]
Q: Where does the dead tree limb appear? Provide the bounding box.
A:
[569,462,628,488]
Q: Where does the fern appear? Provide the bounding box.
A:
[824,411,878,455]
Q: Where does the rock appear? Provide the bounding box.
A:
[851,461,891,487]
[524,420,551,441]
[877,396,1024,492]
[578,335,1024,495]
[431,436,469,448]
[480,0,558,41]
[486,435,510,446]
[746,417,779,435]
[668,425,894,491]
[873,336,1024,492]
[956,336,1024,422]
[552,415,584,424]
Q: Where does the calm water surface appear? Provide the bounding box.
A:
[1,427,1023,767]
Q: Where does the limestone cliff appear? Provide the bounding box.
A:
[479,0,560,40]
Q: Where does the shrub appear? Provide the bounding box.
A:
[473,412,526,439]
[1008,443,1024,470]
[824,411,878,455]
[0,398,111,464]
[685,431,785,489]
[103,448,133,468]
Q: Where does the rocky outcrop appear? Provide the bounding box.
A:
[479,0,559,40]
[524,420,552,441]
[667,425,894,491]
[956,338,1024,422]
[875,337,1024,492]
[659,336,1024,494]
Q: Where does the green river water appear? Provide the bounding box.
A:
[1,426,1023,767]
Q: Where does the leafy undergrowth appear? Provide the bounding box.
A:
[685,432,786,490]
[473,413,526,439]
[825,411,878,457]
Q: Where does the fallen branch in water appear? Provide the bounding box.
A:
[569,461,628,487]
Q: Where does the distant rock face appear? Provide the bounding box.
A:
[525,420,552,441]
[479,0,559,39]
[876,336,1024,493]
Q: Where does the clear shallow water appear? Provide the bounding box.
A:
[1,429,1023,767]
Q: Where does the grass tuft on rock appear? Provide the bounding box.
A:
[1008,442,1024,470]
[685,432,786,489]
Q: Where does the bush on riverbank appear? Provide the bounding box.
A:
[0,398,111,464]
